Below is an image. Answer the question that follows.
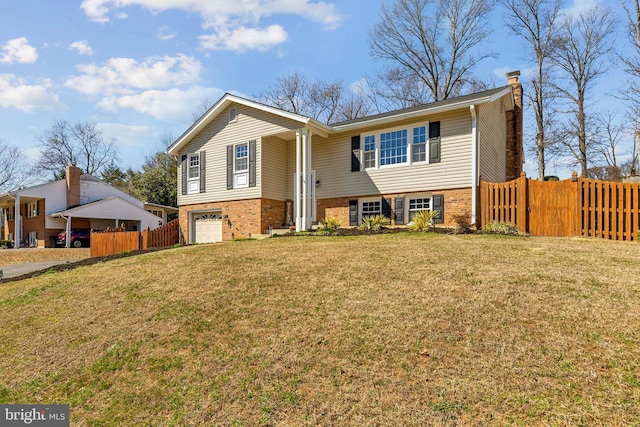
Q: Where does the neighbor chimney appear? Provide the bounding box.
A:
[505,70,523,181]
[66,163,81,208]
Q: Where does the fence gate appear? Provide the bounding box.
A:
[528,179,576,237]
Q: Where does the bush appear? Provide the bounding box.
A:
[0,240,14,249]
[359,215,391,231]
[451,212,473,234]
[408,210,439,232]
[482,221,524,236]
[316,217,341,236]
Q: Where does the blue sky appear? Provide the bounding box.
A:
[0,0,630,178]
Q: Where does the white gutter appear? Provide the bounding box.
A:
[470,105,478,225]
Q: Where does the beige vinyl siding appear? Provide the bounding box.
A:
[177,104,301,205]
[302,109,474,199]
[261,136,288,201]
[478,99,507,182]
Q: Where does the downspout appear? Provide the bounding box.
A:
[470,105,478,225]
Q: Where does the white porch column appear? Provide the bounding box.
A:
[14,195,20,249]
[305,130,313,229]
[65,216,72,248]
[295,130,303,232]
[301,129,309,231]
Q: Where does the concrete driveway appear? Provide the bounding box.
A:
[0,260,81,281]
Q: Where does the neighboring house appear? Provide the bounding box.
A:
[144,202,179,224]
[168,71,523,243]
[0,163,165,248]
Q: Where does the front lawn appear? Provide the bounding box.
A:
[0,233,638,425]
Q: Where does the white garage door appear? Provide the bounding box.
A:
[192,212,223,243]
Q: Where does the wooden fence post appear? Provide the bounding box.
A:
[516,171,528,234]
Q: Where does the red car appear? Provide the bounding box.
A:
[56,229,91,248]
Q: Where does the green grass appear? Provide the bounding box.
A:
[0,233,639,425]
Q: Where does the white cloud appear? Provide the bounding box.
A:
[65,54,203,96]
[0,38,38,64]
[157,25,176,41]
[69,40,94,56]
[0,74,64,113]
[562,0,601,19]
[80,0,343,52]
[199,25,288,51]
[97,86,225,122]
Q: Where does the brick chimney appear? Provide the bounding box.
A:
[66,163,81,208]
[505,70,523,181]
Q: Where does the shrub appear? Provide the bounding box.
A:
[408,210,439,232]
[482,221,524,236]
[316,217,341,236]
[0,240,13,249]
[451,212,473,234]
[359,215,391,231]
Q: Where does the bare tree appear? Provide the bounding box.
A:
[368,0,496,108]
[594,111,625,169]
[36,120,118,179]
[501,0,563,180]
[0,141,33,193]
[258,72,310,116]
[191,97,216,122]
[258,72,370,124]
[550,7,616,176]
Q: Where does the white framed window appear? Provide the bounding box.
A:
[234,142,249,188]
[187,153,200,194]
[380,129,407,166]
[363,135,376,169]
[229,107,238,123]
[408,196,431,222]
[27,201,38,218]
[412,126,427,163]
[6,208,14,221]
[189,154,200,180]
[235,143,248,172]
[360,198,381,218]
[360,122,429,170]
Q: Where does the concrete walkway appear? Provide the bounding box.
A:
[0,260,80,281]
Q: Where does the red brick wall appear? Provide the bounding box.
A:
[21,200,47,247]
[179,198,287,241]
[317,188,473,227]
[506,74,523,181]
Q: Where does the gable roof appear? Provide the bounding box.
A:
[167,86,514,155]
[49,196,159,221]
[167,93,333,155]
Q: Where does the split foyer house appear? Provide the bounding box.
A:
[168,71,523,244]
[0,163,168,248]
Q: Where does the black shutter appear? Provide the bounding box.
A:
[394,197,404,225]
[351,135,361,172]
[433,194,444,224]
[382,197,391,219]
[349,200,358,226]
[181,154,187,195]
[429,121,441,163]
[227,145,234,190]
[249,140,257,187]
[199,151,206,193]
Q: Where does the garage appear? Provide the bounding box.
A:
[192,212,223,243]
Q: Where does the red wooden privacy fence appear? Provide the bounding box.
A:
[90,219,182,257]
[480,172,640,241]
